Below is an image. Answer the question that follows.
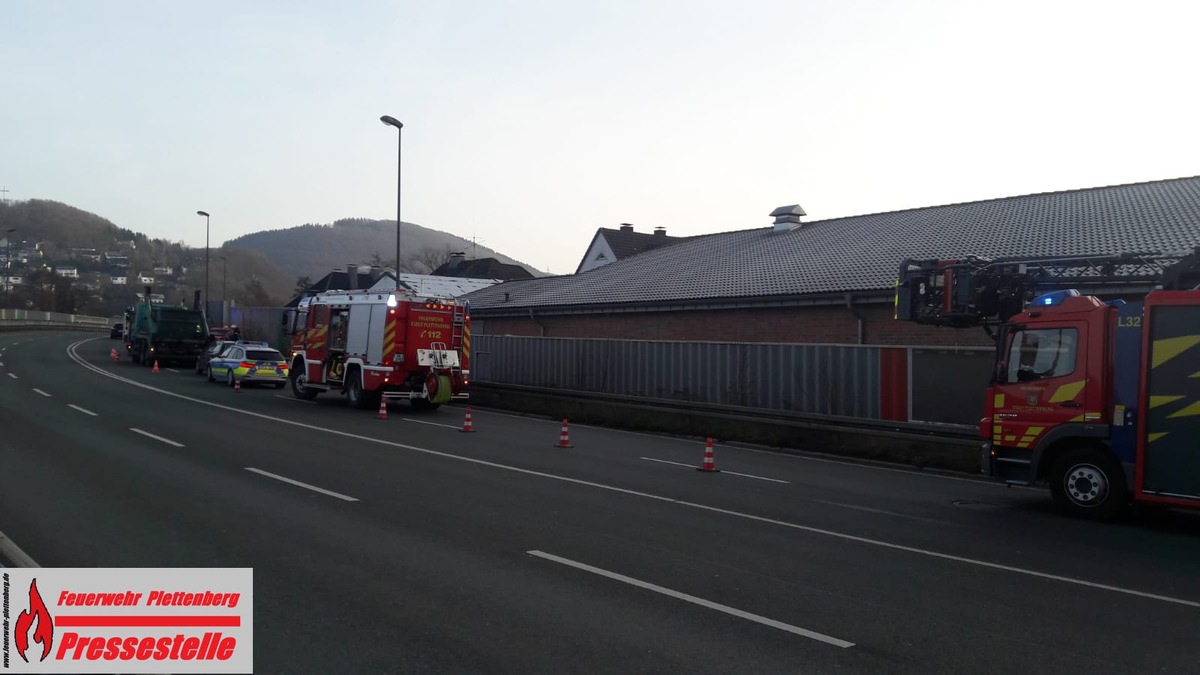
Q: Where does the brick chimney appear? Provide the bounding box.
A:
[653,227,667,237]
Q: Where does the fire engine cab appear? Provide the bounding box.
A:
[285,288,470,410]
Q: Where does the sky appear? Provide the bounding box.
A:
[3,0,1199,275]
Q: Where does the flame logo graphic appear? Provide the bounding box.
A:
[14,578,54,663]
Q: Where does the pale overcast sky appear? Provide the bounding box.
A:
[3,0,1198,273]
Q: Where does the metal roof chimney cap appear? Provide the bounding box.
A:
[770,204,807,232]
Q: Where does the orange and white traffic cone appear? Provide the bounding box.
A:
[460,407,475,433]
[697,437,720,473]
[233,379,242,393]
[110,348,118,361]
[152,360,160,373]
[377,398,388,420]
[555,418,574,448]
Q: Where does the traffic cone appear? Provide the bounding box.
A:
[697,438,720,473]
[233,379,241,393]
[555,419,573,448]
[460,407,475,433]
[152,360,160,373]
[110,348,118,361]
[377,398,388,420]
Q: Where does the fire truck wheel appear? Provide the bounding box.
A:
[290,369,318,400]
[345,368,370,409]
[1049,447,1128,521]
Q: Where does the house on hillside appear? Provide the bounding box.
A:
[432,253,534,281]
[575,223,684,273]
[54,266,79,278]
[464,176,1200,346]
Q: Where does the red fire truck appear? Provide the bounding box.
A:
[285,289,470,410]
[896,248,1200,520]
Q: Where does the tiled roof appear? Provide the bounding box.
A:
[432,257,534,281]
[598,228,684,260]
[467,176,1200,312]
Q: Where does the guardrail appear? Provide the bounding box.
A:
[0,309,110,332]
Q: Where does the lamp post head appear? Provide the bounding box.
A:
[197,210,209,217]
[380,115,403,129]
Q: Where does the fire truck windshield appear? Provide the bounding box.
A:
[1007,328,1078,382]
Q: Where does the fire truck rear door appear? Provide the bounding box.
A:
[1139,293,1200,501]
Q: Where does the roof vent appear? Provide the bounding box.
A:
[619,223,634,232]
[770,204,807,232]
[653,227,666,237]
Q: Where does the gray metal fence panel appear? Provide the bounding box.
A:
[473,335,881,419]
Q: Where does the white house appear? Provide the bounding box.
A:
[55,266,79,278]
[110,275,127,285]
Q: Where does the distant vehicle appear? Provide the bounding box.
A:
[209,326,232,342]
[196,340,237,377]
[126,286,209,367]
[208,341,289,388]
[109,323,124,340]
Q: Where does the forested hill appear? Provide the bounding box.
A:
[225,218,543,281]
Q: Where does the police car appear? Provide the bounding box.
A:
[207,340,289,388]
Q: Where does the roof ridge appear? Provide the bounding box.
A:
[806,174,1200,226]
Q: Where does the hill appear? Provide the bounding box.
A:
[225,218,544,281]
[0,199,296,314]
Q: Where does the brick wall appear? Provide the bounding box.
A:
[478,304,993,347]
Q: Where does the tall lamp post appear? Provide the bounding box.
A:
[218,255,227,325]
[197,211,210,315]
[4,228,15,312]
[380,115,403,282]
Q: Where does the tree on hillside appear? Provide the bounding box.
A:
[240,278,275,307]
[411,245,456,274]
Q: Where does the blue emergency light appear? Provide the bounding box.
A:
[1031,289,1080,307]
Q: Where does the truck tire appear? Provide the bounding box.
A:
[290,361,319,400]
[1049,447,1129,521]
[345,368,370,409]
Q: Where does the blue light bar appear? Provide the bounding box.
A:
[1032,289,1080,307]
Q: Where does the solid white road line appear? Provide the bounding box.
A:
[129,427,185,448]
[640,457,790,484]
[401,417,462,430]
[276,395,316,405]
[245,467,359,502]
[810,499,962,527]
[64,339,1200,610]
[528,550,854,648]
[0,529,41,567]
[7,372,17,379]
[69,404,98,416]
[166,368,180,373]
[32,388,51,397]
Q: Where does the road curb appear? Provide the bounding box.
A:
[0,528,40,568]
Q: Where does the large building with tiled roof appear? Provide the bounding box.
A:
[466,176,1200,345]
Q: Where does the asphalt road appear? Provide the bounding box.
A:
[1,332,1198,673]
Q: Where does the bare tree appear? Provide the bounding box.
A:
[410,245,457,274]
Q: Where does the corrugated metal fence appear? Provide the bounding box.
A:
[473,335,881,419]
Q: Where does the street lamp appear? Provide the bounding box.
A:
[4,228,15,312]
[197,211,210,316]
[218,255,227,324]
[380,115,403,282]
